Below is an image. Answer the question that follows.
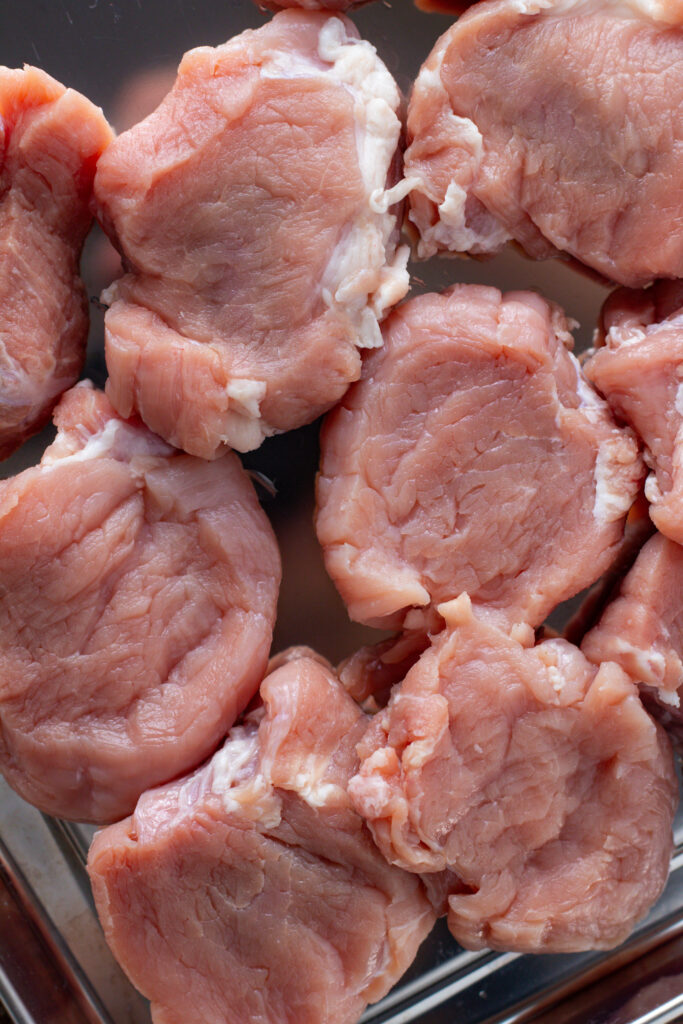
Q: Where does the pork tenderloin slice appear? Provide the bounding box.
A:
[87,653,437,1024]
[0,66,113,458]
[404,0,683,286]
[0,382,280,823]
[95,10,408,457]
[316,284,642,630]
[349,595,677,953]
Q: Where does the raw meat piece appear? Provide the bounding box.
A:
[404,0,683,286]
[316,285,642,630]
[349,595,677,953]
[253,1,371,9]
[584,281,683,544]
[95,11,409,458]
[87,653,437,1024]
[0,66,112,459]
[0,383,280,823]
[582,532,683,741]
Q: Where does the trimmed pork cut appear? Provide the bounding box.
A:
[88,652,436,1024]
[584,281,683,544]
[0,66,112,459]
[404,0,683,286]
[316,285,643,630]
[582,532,683,741]
[349,595,677,953]
[95,10,409,458]
[0,383,280,823]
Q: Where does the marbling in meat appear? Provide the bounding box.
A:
[583,532,683,742]
[316,285,642,630]
[88,653,436,1024]
[349,595,677,953]
[0,66,112,459]
[584,281,683,544]
[404,0,683,286]
[95,11,409,458]
[0,383,280,823]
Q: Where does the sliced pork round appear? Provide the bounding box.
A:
[0,66,113,459]
[87,653,436,1024]
[404,0,683,286]
[316,285,642,630]
[348,595,677,953]
[584,281,683,544]
[95,10,409,458]
[582,532,683,741]
[0,383,280,823]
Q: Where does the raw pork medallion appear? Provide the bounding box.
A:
[583,532,683,743]
[404,0,683,286]
[95,10,409,458]
[0,383,280,823]
[349,595,677,953]
[585,281,683,544]
[88,653,436,1024]
[316,285,642,630]
[0,66,112,458]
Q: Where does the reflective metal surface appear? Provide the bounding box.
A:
[0,2,681,1023]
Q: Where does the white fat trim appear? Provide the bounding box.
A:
[226,377,267,419]
[644,471,663,505]
[291,767,346,809]
[210,728,283,829]
[675,381,683,418]
[219,410,277,454]
[262,17,407,344]
[605,324,648,349]
[593,437,639,523]
[572,354,609,424]
[42,417,173,469]
[505,0,682,24]
[657,687,681,708]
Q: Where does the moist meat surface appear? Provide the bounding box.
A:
[582,532,683,740]
[316,284,642,630]
[95,10,408,458]
[87,654,436,1024]
[0,66,112,459]
[0,383,280,823]
[404,0,683,286]
[585,282,683,544]
[349,595,677,953]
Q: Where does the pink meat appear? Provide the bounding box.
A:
[0,383,280,823]
[404,0,683,287]
[349,595,677,953]
[95,11,408,458]
[87,653,436,1024]
[316,285,642,630]
[0,66,112,459]
[582,532,683,741]
[584,281,683,544]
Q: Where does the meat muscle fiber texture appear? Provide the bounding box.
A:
[316,284,642,631]
[349,595,678,953]
[582,532,683,744]
[0,66,113,459]
[584,281,683,544]
[87,653,437,1024]
[95,10,409,458]
[0,383,280,823]
[404,0,683,286]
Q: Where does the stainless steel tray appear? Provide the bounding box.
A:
[1,2,682,1022]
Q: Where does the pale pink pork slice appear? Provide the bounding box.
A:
[87,653,437,1024]
[404,0,683,286]
[95,10,409,458]
[316,285,643,630]
[0,66,113,459]
[584,281,683,544]
[0,383,280,823]
[253,1,372,9]
[348,595,677,953]
[583,532,683,742]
